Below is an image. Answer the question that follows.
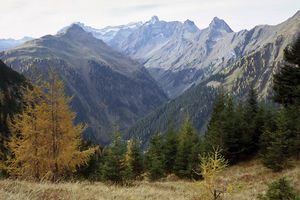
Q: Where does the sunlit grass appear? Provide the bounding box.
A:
[0,158,299,200]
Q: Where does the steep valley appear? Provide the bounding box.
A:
[74,11,300,99]
[0,25,168,144]
[1,11,300,145]
[126,11,300,143]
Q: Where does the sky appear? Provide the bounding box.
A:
[1,0,299,39]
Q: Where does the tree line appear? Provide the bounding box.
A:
[0,37,299,186]
[74,36,300,183]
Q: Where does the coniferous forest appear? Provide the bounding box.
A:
[75,37,299,184]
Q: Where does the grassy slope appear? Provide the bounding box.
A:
[1,158,299,200]
[224,158,300,199]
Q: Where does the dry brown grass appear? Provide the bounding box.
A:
[0,158,299,200]
[0,179,196,200]
[221,158,300,200]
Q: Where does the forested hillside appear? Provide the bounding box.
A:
[0,25,168,144]
[126,75,221,145]
[0,60,26,152]
[127,32,300,144]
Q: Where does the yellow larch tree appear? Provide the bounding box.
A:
[43,69,95,182]
[7,69,95,181]
[7,81,49,180]
[194,148,240,200]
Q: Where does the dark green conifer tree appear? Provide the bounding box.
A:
[144,132,165,181]
[261,108,291,171]
[259,106,277,157]
[272,37,300,158]
[273,37,300,106]
[102,124,132,184]
[258,177,300,200]
[127,137,143,179]
[283,105,300,158]
[174,116,201,178]
[222,96,241,162]
[228,100,248,161]
[242,86,263,155]
[163,119,179,174]
[203,88,227,153]
[148,155,164,181]
[188,136,202,179]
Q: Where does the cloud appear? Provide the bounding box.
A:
[107,3,162,15]
[130,4,161,11]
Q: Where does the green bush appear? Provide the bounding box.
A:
[258,177,300,200]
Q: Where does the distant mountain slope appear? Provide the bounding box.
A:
[77,12,299,98]
[58,21,143,44]
[220,11,300,99]
[127,11,300,144]
[0,25,168,144]
[87,16,234,98]
[126,76,220,146]
[0,37,34,50]
[0,60,26,150]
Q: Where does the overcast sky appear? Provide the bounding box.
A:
[1,0,299,39]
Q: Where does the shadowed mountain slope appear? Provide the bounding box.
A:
[0,60,26,150]
[0,25,168,144]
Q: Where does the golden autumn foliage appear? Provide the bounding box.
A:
[6,69,95,181]
[195,148,239,200]
[6,82,47,180]
[0,150,4,173]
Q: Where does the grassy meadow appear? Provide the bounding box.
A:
[1,158,299,200]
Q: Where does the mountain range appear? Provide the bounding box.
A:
[125,11,300,143]
[0,25,167,144]
[1,11,299,145]
[71,12,300,99]
[0,37,34,50]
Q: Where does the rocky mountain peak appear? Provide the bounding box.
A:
[72,22,85,27]
[64,24,86,34]
[184,19,194,25]
[147,16,159,24]
[0,21,169,144]
[183,19,199,33]
[209,17,233,33]
[60,24,96,41]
